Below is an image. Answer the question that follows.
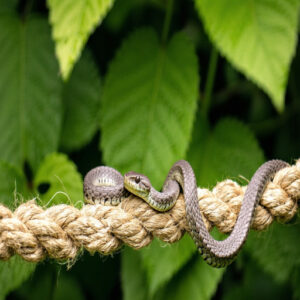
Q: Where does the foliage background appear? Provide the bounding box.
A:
[0,0,299,299]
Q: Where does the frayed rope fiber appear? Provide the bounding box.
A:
[0,160,299,262]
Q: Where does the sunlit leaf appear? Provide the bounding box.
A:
[195,0,299,111]
[100,28,199,187]
[101,27,199,297]
[48,0,114,79]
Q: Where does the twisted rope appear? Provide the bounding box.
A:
[0,160,299,262]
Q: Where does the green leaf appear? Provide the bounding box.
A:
[0,0,18,13]
[195,0,299,111]
[188,117,300,297]
[186,109,210,182]
[14,268,53,300]
[15,268,85,300]
[0,15,62,172]
[34,153,83,207]
[53,274,84,300]
[246,222,300,283]
[0,256,36,300]
[197,118,265,187]
[48,0,114,79]
[100,28,199,188]
[222,258,291,300]
[105,0,162,32]
[140,235,196,296]
[292,267,300,299]
[121,248,149,300]
[0,162,27,209]
[166,116,263,298]
[60,50,101,151]
[155,255,224,300]
[138,118,263,297]
[104,0,143,32]
[101,28,199,298]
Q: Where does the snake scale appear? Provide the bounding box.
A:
[83,159,289,267]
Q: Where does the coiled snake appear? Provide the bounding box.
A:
[83,159,289,267]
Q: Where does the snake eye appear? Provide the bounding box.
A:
[135,176,141,184]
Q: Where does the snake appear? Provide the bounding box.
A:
[83,159,289,267]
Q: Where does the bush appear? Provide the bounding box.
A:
[0,0,299,299]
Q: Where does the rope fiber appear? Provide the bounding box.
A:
[0,160,299,263]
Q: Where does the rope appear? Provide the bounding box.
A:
[0,160,299,263]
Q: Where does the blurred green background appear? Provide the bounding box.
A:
[0,0,299,299]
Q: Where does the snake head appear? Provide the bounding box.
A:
[124,171,151,199]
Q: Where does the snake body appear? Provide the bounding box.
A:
[83,159,289,267]
[83,166,128,205]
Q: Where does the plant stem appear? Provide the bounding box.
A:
[202,47,218,116]
[161,0,174,44]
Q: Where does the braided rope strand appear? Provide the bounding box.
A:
[0,160,299,262]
